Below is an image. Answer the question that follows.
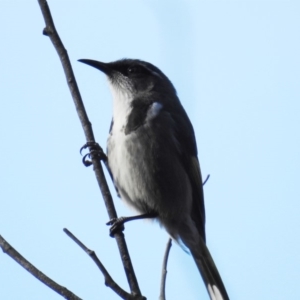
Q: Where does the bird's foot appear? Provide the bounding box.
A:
[106,217,126,237]
[106,212,158,237]
[80,141,107,167]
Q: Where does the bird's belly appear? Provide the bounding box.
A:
[107,129,192,218]
[107,131,157,213]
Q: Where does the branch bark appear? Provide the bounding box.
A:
[37,0,144,299]
[0,235,82,300]
[159,238,172,300]
[64,228,133,300]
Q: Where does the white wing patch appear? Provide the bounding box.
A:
[208,284,224,300]
[146,102,163,122]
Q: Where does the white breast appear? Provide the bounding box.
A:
[108,80,133,132]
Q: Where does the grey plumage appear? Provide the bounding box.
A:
[79,58,229,300]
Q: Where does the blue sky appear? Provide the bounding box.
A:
[1,1,299,299]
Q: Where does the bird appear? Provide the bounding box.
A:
[79,58,229,300]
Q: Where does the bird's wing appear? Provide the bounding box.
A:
[171,107,229,300]
[171,109,206,241]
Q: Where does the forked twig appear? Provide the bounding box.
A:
[63,229,133,300]
[0,235,82,300]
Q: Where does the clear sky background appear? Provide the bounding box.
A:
[1,1,299,299]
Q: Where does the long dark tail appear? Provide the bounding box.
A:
[190,237,229,300]
[162,214,229,299]
[173,216,229,299]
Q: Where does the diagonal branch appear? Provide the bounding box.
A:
[0,235,82,300]
[37,0,144,298]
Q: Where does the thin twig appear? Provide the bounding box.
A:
[202,174,210,186]
[63,229,133,300]
[159,238,172,300]
[0,235,82,300]
[37,1,143,298]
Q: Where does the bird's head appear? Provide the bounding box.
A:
[78,58,176,99]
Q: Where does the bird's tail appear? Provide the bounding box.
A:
[172,217,229,300]
[190,237,229,300]
[162,216,229,299]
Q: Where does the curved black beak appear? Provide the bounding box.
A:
[78,59,112,76]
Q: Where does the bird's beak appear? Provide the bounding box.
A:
[78,59,112,76]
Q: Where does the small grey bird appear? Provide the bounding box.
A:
[79,58,229,300]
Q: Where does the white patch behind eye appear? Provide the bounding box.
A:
[146,102,163,122]
[208,284,224,300]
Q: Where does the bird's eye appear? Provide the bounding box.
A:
[127,66,141,75]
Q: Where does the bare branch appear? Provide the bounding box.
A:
[64,228,133,300]
[37,0,144,298]
[0,235,82,300]
[159,238,172,300]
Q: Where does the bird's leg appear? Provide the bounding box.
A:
[80,141,107,167]
[107,212,158,237]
